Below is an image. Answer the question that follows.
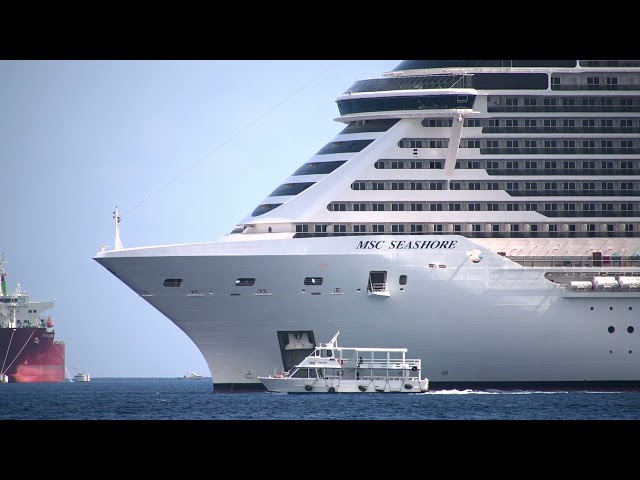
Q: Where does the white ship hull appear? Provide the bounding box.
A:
[95,235,640,391]
[74,373,90,382]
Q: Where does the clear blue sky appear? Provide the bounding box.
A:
[0,60,401,378]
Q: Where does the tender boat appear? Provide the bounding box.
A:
[73,371,90,382]
[258,331,428,394]
[181,371,204,380]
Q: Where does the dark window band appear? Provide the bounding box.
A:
[293,161,346,176]
[337,95,475,115]
[339,119,400,133]
[393,60,577,71]
[269,182,314,197]
[251,204,282,217]
[346,74,547,93]
[316,140,374,155]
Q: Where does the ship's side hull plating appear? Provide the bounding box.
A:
[0,327,66,383]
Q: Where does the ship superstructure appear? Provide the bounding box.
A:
[95,60,640,392]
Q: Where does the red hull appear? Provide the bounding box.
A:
[0,328,66,383]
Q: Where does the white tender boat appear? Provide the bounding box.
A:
[73,371,90,382]
[181,371,204,379]
[258,331,428,394]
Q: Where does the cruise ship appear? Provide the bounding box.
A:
[94,60,640,392]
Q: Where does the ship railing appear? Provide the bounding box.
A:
[12,320,35,328]
[339,359,422,370]
[324,374,423,382]
[362,375,421,381]
[370,283,388,293]
[509,256,640,269]
[559,284,639,292]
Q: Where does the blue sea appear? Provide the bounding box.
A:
[2,377,640,420]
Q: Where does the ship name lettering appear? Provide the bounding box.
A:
[357,240,458,250]
[356,240,386,249]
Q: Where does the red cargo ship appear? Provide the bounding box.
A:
[0,256,66,383]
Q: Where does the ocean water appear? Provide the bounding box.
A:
[2,377,640,420]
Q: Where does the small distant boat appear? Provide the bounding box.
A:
[73,371,90,382]
[181,371,204,380]
[1,374,8,383]
[258,331,429,394]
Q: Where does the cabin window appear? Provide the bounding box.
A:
[304,277,323,286]
[399,275,408,285]
[163,279,183,287]
[235,278,256,287]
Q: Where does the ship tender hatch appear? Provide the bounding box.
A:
[367,271,390,297]
[277,331,316,372]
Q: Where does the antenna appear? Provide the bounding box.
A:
[113,207,124,251]
[0,253,8,322]
[0,252,6,297]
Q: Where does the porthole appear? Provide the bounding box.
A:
[628,326,634,334]
[608,326,615,334]
[630,307,633,311]
[609,307,613,311]
[590,307,594,310]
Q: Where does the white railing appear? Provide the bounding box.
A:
[339,359,421,370]
[370,283,388,292]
